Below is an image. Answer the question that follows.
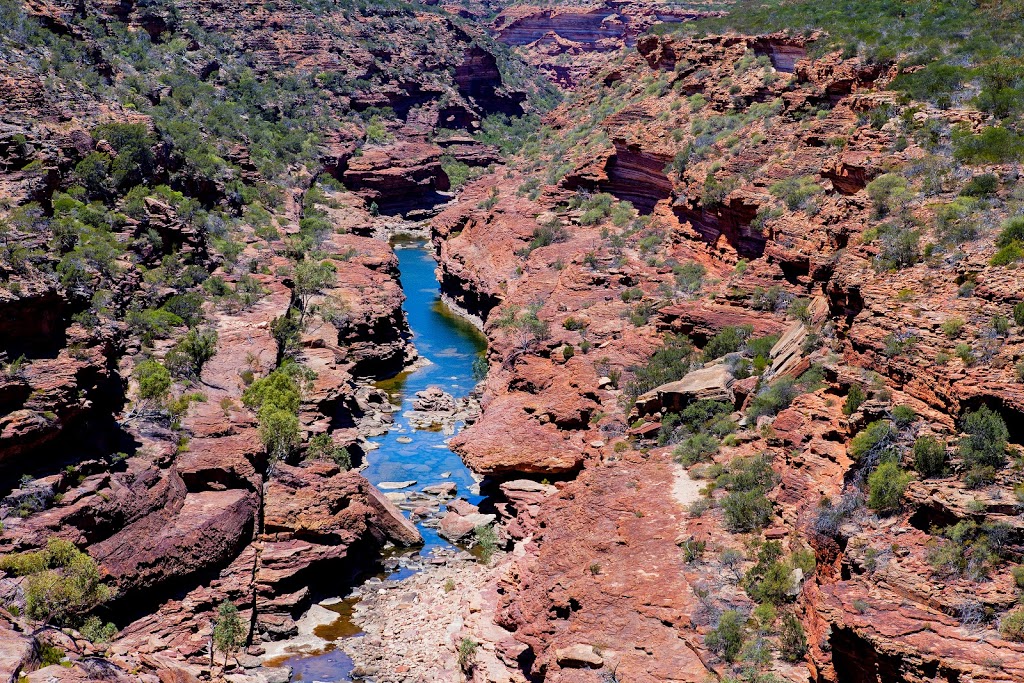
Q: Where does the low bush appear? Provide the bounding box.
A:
[959,406,1008,469]
[134,359,171,403]
[746,378,797,419]
[913,436,947,478]
[0,538,111,626]
[705,609,746,662]
[866,174,910,218]
[953,126,1024,164]
[867,462,913,514]
[848,420,896,463]
[702,325,753,362]
[625,334,694,400]
[1001,608,1024,642]
[842,385,865,415]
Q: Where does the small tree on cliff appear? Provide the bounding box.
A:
[212,601,244,668]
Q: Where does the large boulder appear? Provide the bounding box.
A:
[633,363,735,417]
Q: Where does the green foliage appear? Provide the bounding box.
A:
[702,325,752,362]
[0,538,112,626]
[769,175,822,211]
[705,609,746,663]
[941,317,965,339]
[959,406,1008,469]
[127,308,184,344]
[242,365,306,460]
[779,612,808,662]
[743,541,795,605]
[625,334,694,400]
[927,519,1012,581]
[212,601,244,663]
[475,113,543,156]
[440,156,483,190]
[673,261,705,294]
[134,359,171,403]
[92,123,156,190]
[520,220,568,255]
[457,637,478,672]
[718,454,778,532]
[848,420,895,463]
[80,615,118,644]
[960,173,998,197]
[991,216,1024,266]
[866,174,910,218]
[746,378,796,420]
[1001,609,1024,642]
[74,152,113,199]
[842,385,865,416]
[867,462,913,514]
[673,433,719,466]
[891,405,916,428]
[306,433,352,469]
[953,126,1024,164]
[166,328,218,379]
[474,524,498,564]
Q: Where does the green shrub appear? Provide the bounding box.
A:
[866,174,910,218]
[747,378,796,419]
[959,406,1008,469]
[80,615,118,643]
[166,328,218,379]
[134,359,171,403]
[521,221,568,254]
[849,420,895,462]
[705,609,746,662]
[891,405,916,427]
[1012,565,1024,590]
[842,385,865,415]
[672,262,705,294]
[960,173,998,197]
[457,637,478,672]
[127,308,184,344]
[673,433,719,465]
[474,524,498,564]
[953,126,1024,164]
[770,175,822,211]
[625,334,694,399]
[1014,302,1024,328]
[940,317,965,338]
[306,433,352,469]
[92,122,156,190]
[74,152,112,198]
[0,538,112,626]
[1001,608,1024,642]
[867,462,913,514]
[621,287,644,302]
[913,436,947,478]
[721,490,773,532]
[779,612,808,662]
[212,601,244,666]
[742,541,803,605]
[702,325,752,362]
[243,366,303,460]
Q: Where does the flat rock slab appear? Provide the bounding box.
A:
[377,481,416,490]
[555,644,603,668]
[438,512,495,541]
[422,482,457,496]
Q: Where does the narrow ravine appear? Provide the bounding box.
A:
[262,237,489,681]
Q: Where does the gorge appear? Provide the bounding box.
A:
[3,2,1024,683]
